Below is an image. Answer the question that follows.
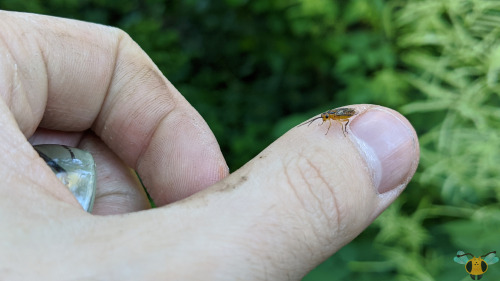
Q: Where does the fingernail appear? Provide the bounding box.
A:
[34,144,96,212]
[350,108,419,193]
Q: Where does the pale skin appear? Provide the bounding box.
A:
[0,11,420,280]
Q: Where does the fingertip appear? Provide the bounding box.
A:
[136,109,229,206]
[295,104,419,196]
[349,105,419,194]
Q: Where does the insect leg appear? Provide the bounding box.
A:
[344,119,350,136]
[325,119,332,135]
[333,119,346,137]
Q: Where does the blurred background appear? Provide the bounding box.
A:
[2,0,500,280]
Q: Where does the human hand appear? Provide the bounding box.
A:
[0,11,419,280]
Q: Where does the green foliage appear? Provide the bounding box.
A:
[2,0,500,279]
[398,0,500,205]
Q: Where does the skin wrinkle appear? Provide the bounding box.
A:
[294,160,327,245]
[0,28,40,136]
[286,153,334,258]
[283,159,306,212]
[0,35,14,106]
[91,29,122,137]
[134,109,188,203]
[127,78,174,168]
[95,57,177,169]
[187,116,225,176]
[127,79,170,124]
[302,157,334,231]
[32,27,50,129]
[303,156,341,235]
[37,29,111,131]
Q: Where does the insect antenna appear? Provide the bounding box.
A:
[297,116,323,127]
[482,251,496,257]
[457,253,474,258]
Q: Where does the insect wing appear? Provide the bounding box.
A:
[483,253,499,265]
[454,251,470,264]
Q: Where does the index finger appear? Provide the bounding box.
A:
[0,11,228,205]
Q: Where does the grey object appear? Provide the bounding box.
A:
[33,144,96,212]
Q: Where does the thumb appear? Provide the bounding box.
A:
[184,104,419,278]
[76,104,418,280]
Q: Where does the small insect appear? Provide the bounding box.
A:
[454,251,499,280]
[298,107,357,136]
